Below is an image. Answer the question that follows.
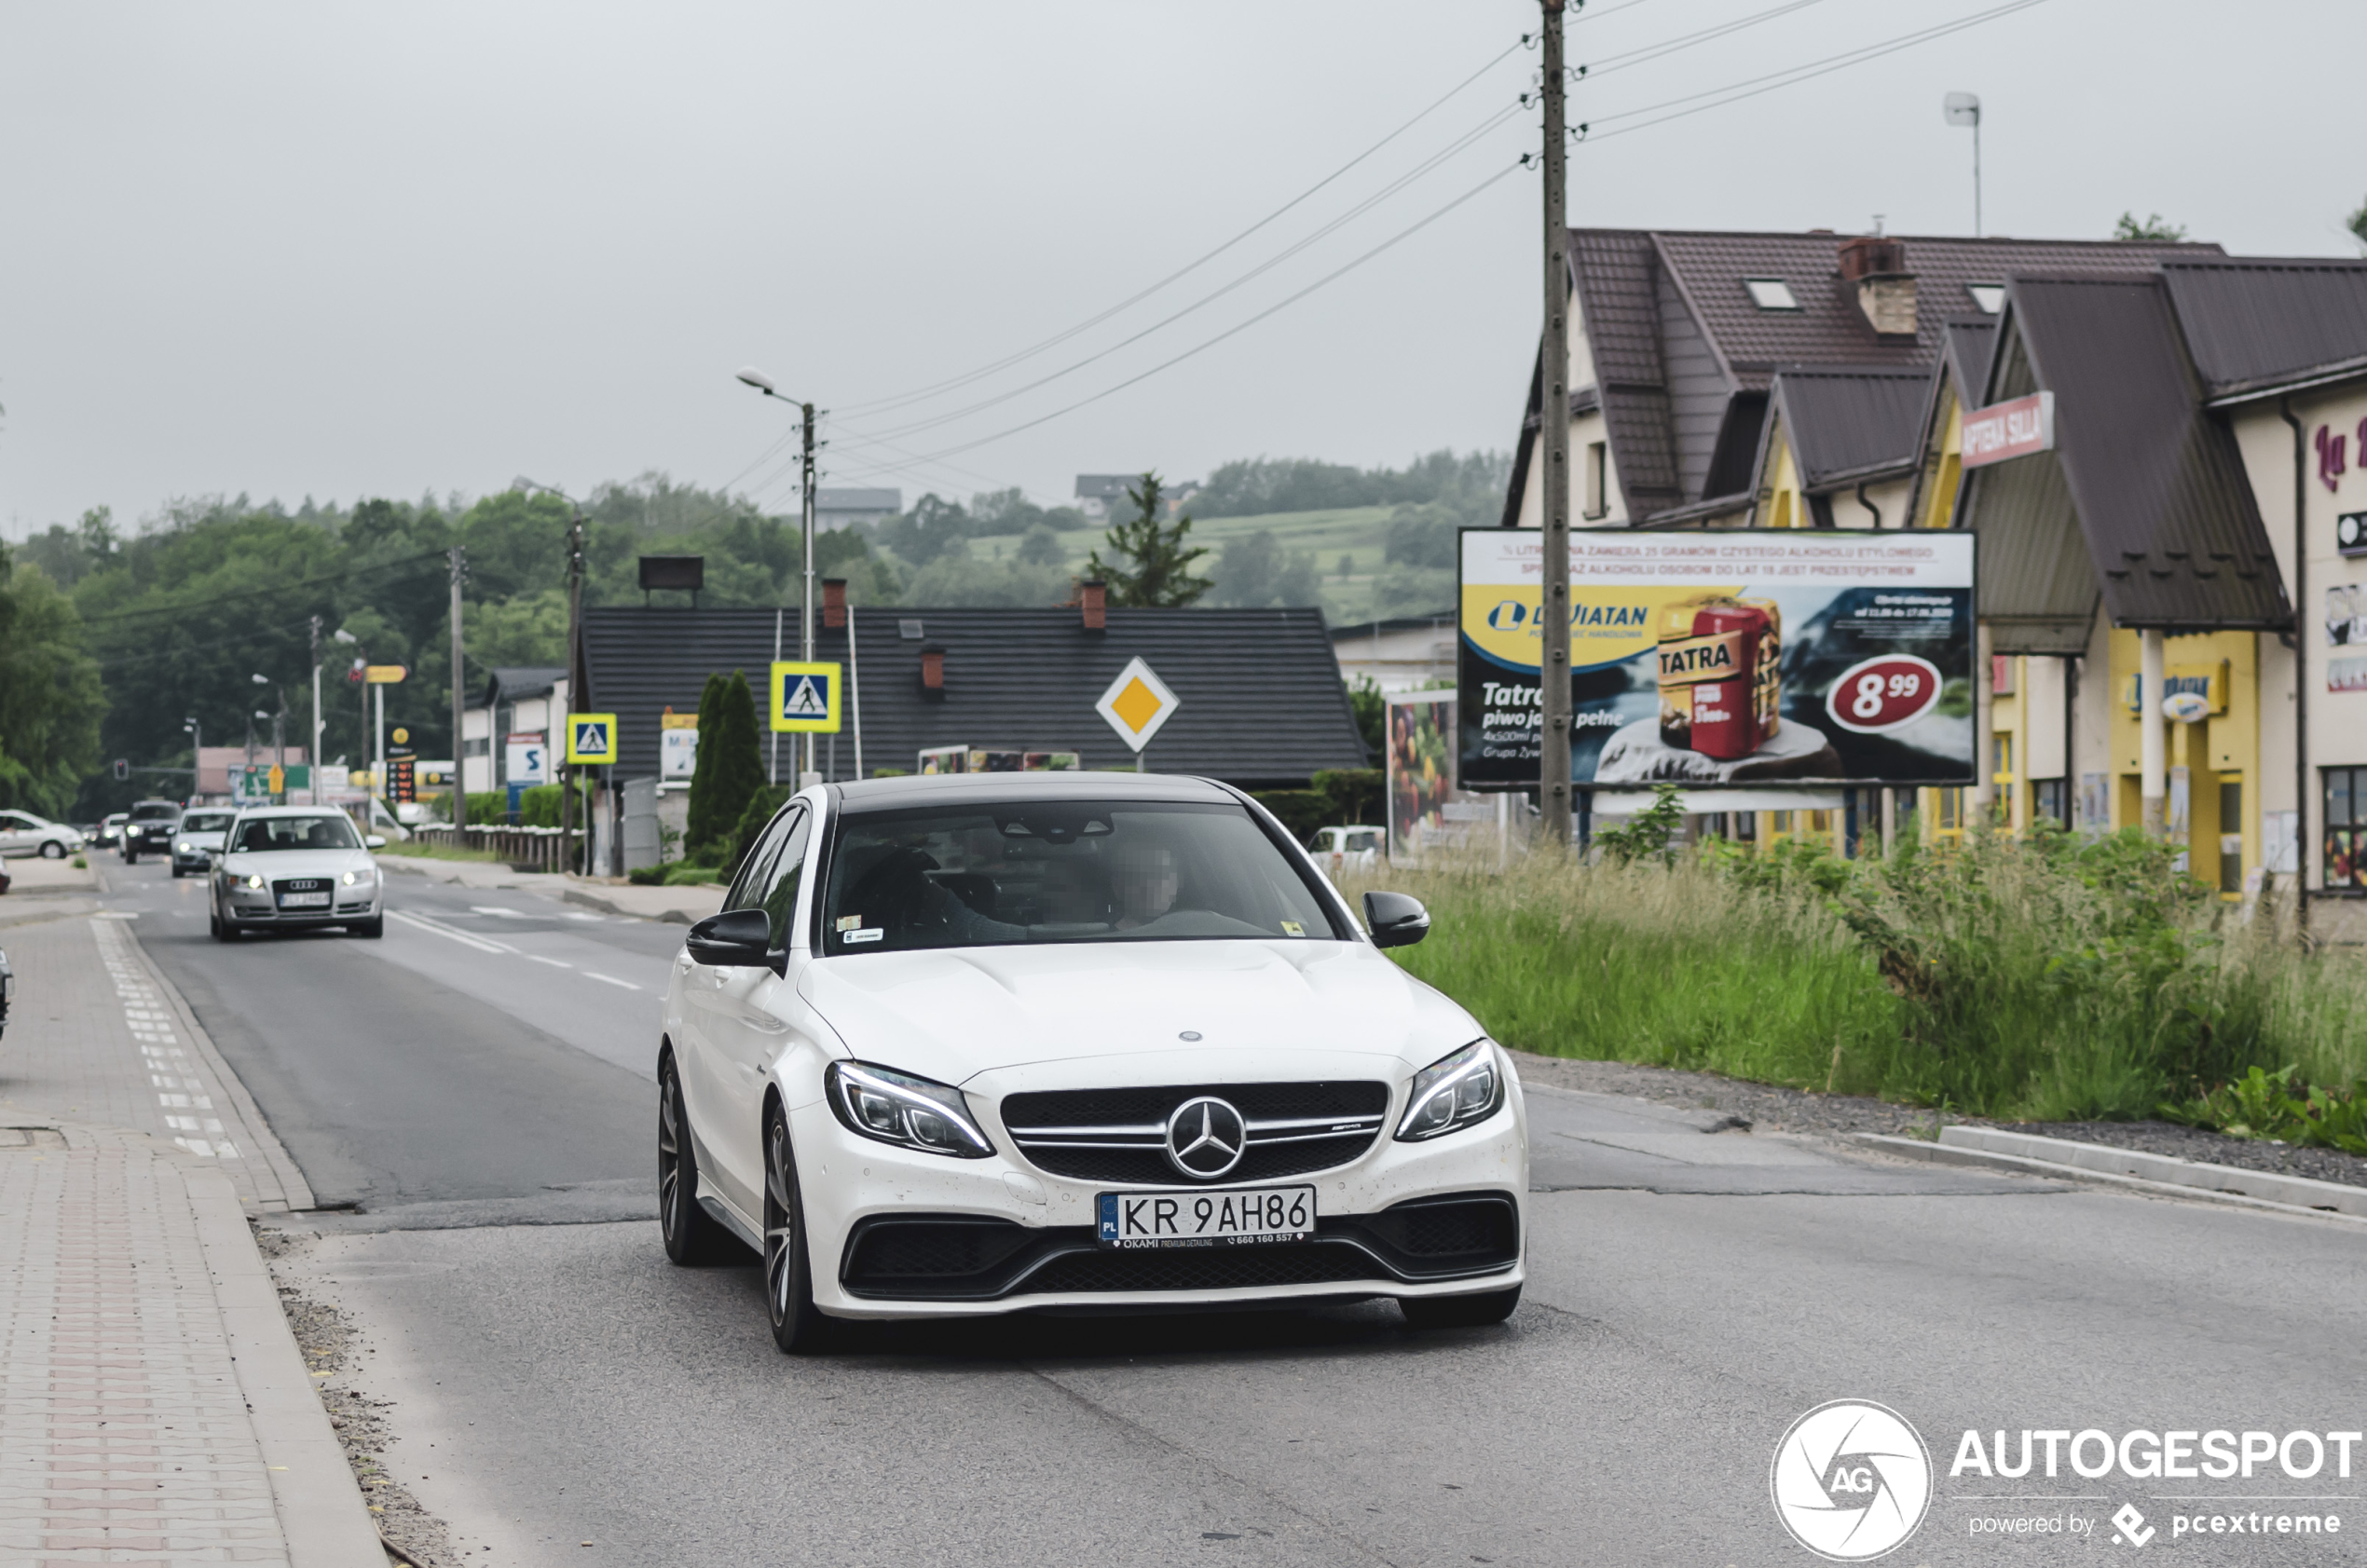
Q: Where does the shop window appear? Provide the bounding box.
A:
[1933,787,1967,844]
[2219,779,2243,895]
[2034,778,2067,826]
[2326,767,2367,894]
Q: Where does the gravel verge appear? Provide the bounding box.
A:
[254,1226,455,1568]
[1508,1050,2367,1192]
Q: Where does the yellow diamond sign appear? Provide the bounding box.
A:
[1095,657,1179,754]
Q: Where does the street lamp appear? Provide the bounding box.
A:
[253,674,288,792]
[183,718,202,801]
[735,366,820,784]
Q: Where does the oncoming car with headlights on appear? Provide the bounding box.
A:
[171,809,235,878]
[657,771,1526,1352]
[210,807,387,940]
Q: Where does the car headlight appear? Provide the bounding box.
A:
[824,1061,994,1159]
[1396,1039,1505,1141]
[245,874,265,890]
[177,841,192,853]
[341,870,358,885]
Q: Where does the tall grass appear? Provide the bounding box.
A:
[1358,828,2367,1123]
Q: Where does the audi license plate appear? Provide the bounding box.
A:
[1096,1185,1316,1249]
[279,892,332,907]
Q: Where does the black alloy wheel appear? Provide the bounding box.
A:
[1400,1284,1523,1330]
[763,1105,829,1354]
[657,1057,733,1266]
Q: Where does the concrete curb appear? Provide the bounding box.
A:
[1937,1124,2367,1218]
[184,1154,387,1567]
[559,885,710,925]
[115,912,317,1213]
[1854,1132,2367,1226]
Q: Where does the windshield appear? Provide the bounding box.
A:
[232,815,362,853]
[182,812,234,833]
[821,799,1342,955]
[131,803,180,821]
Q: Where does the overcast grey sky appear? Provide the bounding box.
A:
[2,0,2357,538]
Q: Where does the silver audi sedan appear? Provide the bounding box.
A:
[211,807,387,939]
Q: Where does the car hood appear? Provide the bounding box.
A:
[799,939,1484,1087]
[220,849,375,879]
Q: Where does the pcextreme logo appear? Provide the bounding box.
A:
[1771,1400,1934,1561]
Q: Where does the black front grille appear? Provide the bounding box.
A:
[1024,1242,1385,1295]
[1001,1081,1390,1184]
[842,1219,1036,1295]
[1349,1193,1520,1271]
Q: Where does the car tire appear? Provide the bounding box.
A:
[39,841,63,859]
[351,916,384,939]
[763,1103,831,1355]
[122,850,137,865]
[1400,1284,1522,1330]
[657,1057,736,1267]
[210,907,232,941]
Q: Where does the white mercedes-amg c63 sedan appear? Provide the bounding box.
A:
[658,771,1527,1351]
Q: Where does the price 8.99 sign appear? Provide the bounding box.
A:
[1825,654,1945,734]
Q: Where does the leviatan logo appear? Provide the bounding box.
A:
[1771,1400,1934,1561]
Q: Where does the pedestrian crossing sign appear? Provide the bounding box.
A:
[770,661,842,734]
[565,713,619,764]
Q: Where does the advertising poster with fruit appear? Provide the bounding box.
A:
[1457,529,1976,789]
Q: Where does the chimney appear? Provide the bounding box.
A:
[1079,578,1107,633]
[822,578,847,629]
[1838,235,1916,337]
[920,641,946,696]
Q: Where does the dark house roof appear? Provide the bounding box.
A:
[580,605,1367,787]
[1504,229,2222,525]
[475,665,566,709]
[2155,256,2367,402]
[1963,274,2289,639]
[1763,365,1932,491]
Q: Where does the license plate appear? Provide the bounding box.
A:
[1096,1185,1316,1249]
[279,892,331,907]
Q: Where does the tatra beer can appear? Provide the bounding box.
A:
[1657,596,1771,760]
[1744,596,1782,741]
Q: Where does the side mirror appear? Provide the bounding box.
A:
[1362,890,1430,949]
[364,835,387,849]
[686,907,773,967]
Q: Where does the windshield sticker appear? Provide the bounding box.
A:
[834,915,865,932]
[841,928,883,945]
[1279,920,1306,937]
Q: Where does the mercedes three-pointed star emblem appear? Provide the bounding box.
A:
[1164,1096,1247,1179]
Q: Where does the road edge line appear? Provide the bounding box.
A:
[184,1154,387,1568]
[1853,1133,2367,1226]
[115,913,317,1213]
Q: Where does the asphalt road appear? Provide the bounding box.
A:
[103,857,2367,1566]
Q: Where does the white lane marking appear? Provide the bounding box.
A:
[388,908,514,954]
[583,972,641,990]
[527,955,574,970]
[563,912,603,921]
[471,906,540,920]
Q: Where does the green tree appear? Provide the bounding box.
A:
[2349,196,2367,253]
[2114,211,2188,242]
[0,547,104,817]
[685,670,762,860]
[1084,473,1211,607]
[1015,524,1065,566]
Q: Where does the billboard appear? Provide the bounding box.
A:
[1385,692,1501,865]
[1458,529,1976,789]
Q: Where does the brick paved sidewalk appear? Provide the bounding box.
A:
[0,915,379,1565]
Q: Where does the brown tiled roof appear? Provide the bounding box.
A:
[1999,275,2289,631]
[1648,231,2217,388]
[1767,366,1932,490]
[2156,256,2367,401]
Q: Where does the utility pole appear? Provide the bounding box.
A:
[799,400,818,784]
[309,617,324,804]
[560,507,586,874]
[449,545,469,831]
[1539,0,1574,848]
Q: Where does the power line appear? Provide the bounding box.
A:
[75,552,449,625]
[1579,0,1837,77]
[901,160,1526,470]
[862,100,1525,445]
[1579,0,2050,138]
[835,37,1529,421]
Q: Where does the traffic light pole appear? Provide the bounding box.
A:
[799,401,818,784]
[309,617,324,804]
[449,546,468,832]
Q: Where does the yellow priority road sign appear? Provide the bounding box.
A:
[770,661,842,733]
[1095,657,1179,753]
[363,663,408,685]
[565,713,620,764]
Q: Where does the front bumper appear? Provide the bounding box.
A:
[221,889,381,928]
[784,1080,1527,1320]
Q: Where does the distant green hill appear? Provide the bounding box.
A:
[964,504,1454,626]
